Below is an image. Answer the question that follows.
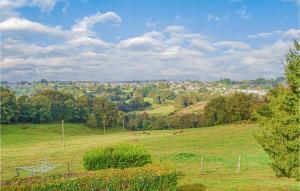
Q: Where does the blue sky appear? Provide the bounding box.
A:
[1,0,299,82]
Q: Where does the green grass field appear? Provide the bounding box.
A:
[139,97,175,116]
[1,123,298,190]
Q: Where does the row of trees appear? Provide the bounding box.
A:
[0,89,119,126]
[1,86,259,129]
[203,93,261,126]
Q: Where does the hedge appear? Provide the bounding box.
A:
[83,144,151,170]
[1,164,177,191]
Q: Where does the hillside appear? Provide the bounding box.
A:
[1,123,298,190]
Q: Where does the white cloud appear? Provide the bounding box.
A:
[214,41,251,50]
[146,19,157,27]
[119,31,164,50]
[62,3,68,15]
[165,25,186,33]
[247,30,285,39]
[207,14,229,22]
[0,0,58,19]
[281,28,300,39]
[0,0,26,9]
[0,17,69,37]
[190,39,217,52]
[207,14,220,22]
[0,14,296,81]
[69,36,108,47]
[72,11,122,33]
[248,32,273,39]
[29,0,57,12]
[234,6,251,19]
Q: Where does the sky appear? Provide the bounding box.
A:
[0,0,299,82]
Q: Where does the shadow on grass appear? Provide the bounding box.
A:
[177,183,206,191]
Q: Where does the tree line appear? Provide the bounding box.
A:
[1,86,261,129]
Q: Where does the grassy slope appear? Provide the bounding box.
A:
[177,101,207,114]
[139,97,175,116]
[1,123,298,190]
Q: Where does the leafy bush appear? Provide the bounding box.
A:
[2,164,177,191]
[83,144,151,170]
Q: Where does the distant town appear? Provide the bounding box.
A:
[1,77,285,98]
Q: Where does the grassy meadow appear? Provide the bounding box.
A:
[1,123,298,190]
[137,97,175,116]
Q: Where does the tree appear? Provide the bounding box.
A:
[203,96,228,125]
[31,95,52,123]
[203,93,257,126]
[76,96,90,122]
[92,97,117,128]
[226,93,255,122]
[64,98,81,122]
[16,95,32,122]
[174,93,198,110]
[39,90,71,121]
[0,88,16,124]
[86,114,97,127]
[256,40,300,178]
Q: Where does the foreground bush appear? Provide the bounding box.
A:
[2,164,177,191]
[83,144,151,170]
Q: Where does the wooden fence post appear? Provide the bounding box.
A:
[62,120,65,149]
[200,157,204,174]
[123,118,125,132]
[237,155,241,173]
[103,119,106,135]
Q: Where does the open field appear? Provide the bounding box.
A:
[1,123,298,190]
[139,97,175,115]
[177,102,207,114]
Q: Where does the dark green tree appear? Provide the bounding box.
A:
[31,95,52,123]
[256,40,300,178]
[64,98,80,122]
[16,95,32,122]
[39,90,72,121]
[76,96,90,122]
[0,88,16,124]
[92,97,117,128]
[203,96,228,125]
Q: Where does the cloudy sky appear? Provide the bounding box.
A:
[0,0,299,82]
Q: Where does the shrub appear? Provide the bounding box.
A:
[83,144,151,170]
[2,164,177,191]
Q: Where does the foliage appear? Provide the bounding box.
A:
[30,95,52,123]
[117,96,151,112]
[256,40,300,178]
[204,93,258,126]
[92,97,118,127]
[0,87,16,123]
[38,90,72,121]
[86,114,97,127]
[170,113,204,129]
[174,93,198,110]
[2,164,177,191]
[16,95,32,122]
[83,144,152,170]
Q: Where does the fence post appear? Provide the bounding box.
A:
[237,155,241,173]
[123,118,125,132]
[103,119,106,135]
[62,120,65,149]
[200,157,204,174]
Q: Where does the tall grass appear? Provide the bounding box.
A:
[83,144,151,170]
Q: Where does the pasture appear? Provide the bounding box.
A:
[1,123,298,190]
